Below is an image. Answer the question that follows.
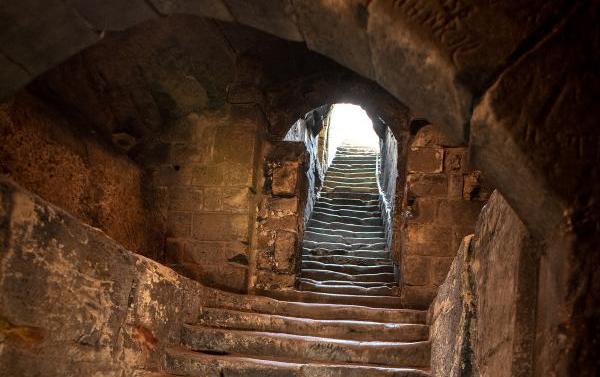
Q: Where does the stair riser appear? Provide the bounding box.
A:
[312,213,382,226]
[304,255,392,266]
[304,233,385,244]
[308,220,382,233]
[195,308,428,342]
[302,261,394,274]
[303,240,386,251]
[302,269,395,283]
[303,249,388,259]
[299,281,394,296]
[182,326,431,367]
[312,207,382,218]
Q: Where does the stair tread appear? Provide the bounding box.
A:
[165,347,431,376]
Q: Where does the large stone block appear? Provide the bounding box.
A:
[407,147,444,173]
[167,211,192,237]
[274,230,297,272]
[168,187,203,212]
[406,224,452,245]
[192,213,248,242]
[222,187,250,213]
[407,173,448,197]
[436,200,484,227]
[401,285,438,310]
[271,162,299,196]
[403,256,431,286]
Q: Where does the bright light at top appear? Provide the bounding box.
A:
[329,104,379,149]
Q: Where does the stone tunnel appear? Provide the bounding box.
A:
[0,1,598,376]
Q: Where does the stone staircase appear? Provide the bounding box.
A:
[300,145,398,299]
[150,145,431,376]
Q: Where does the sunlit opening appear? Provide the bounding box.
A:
[328,104,379,158]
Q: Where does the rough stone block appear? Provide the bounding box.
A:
[406,224,452,245]
[407,147,444,173]
[444,148,468,173]
[407,173,447,197]
[222,187,249,213]
[436,200,484,227]
[165,238,185,264]
[168,187,203,212]
[404,241,452,257]
[167,211,192,237]
[272,162,298,196]
[183,240,248,266]
[410,125,454,148]
[153,165,193,186]
[192,213,248,241]
[401,284,438,310]
[182,262,247,293]
[409,197,436,224]
[262,215,298,233]
[448,174,464,199]
[202,187,223,211]
[255,269,296,290]
[274,230,297,272]
[170,142,213,165]
[268,197,298,215]
[403,256,431,286]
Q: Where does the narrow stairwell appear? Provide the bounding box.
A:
[300,145,396,298]
[154,145,431,376]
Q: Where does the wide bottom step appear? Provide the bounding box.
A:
[165,348,431,377]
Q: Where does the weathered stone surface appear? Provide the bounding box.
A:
[272,162,299,196]
[225,0,303,41]
[67,0,157,31]
[149,0,233,21]
[407,148,444,174]
[0,178,206,375]
[293,0,374,78]
[429,191,541,377]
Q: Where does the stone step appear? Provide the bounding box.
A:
[324,179,377,188]
[302,260,394,274]
[312,211,382,226]
[195,307,427,342]
[300,277,395,288]
[314,203,381,215]
[302,269,395,283]
[304,254,393,266]
[303,239,386,251]
[303,247,387,257]
[320,191,380,200]
[299,280,394,296]
[318,195,380,204]
[258,289,405,309]
[327,170,377,178]
[165,348,431,377]
[203,290,425,324]
[305,227,384,238]
[181,325,430,367]
[322,185,379,194]
[309,219,383,232]
[304,231,385,244]
[333,156,378,162]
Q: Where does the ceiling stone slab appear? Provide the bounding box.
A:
[291,0,375,79]
[0,0,99,99]
[367,0,471,144]
[224,0,303,42]
[148,0,233,21]
[65,0,158,31]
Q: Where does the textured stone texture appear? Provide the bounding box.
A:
[429,191,540,377]
[0,93,162,259]
[0,178,205,376]
[398,125,490,309]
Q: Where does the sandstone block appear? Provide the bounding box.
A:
[444,148,468,173]
[407,147,444,173]
[431,257,454,286]
[401,284,438,310]
[407,173,447,197]
[168,187,203,212]
[406,224,452,245]
[268,197,298,215]
[274,230,297,272]
[184,240,248,266]
[448,174,464,199]
[165,238,185,264]
[222,187,249,212]
[404,241,452,257]
[192,213,248,241]
[402,256,430,286]
[272,162,298,196]
[202,187,223,211]
[436,200,484,227]
[167,211,192,237]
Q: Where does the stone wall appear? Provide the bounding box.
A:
[399,124,490,309]
[0,92,162,259]
[156,105,265,293]
[429,190,541,377]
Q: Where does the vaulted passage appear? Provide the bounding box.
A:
[0,2,598,377]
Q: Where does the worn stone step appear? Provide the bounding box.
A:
[309,219,382,232]
[165,348,431,377]
[299,280,394,296]
[323,185,379,194]
[195,307,427,342]
[321,191,380,200]
[203,289,425,324]
[302,269,395,283]
[258,289,405,309]
[318,195,379,204]
[333,155,378,161]
[328,163,377,170]
[304,254,393,266]
[314,204,382,216]
[181,325,430,367]
[303,239,386,251]
[303,247,387,257]
[324,178,378,186]
[312,211,382,226]
[304,231,385,244]
[302,260,394,274]
[300,277,394,288]
[305,228,384,238]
